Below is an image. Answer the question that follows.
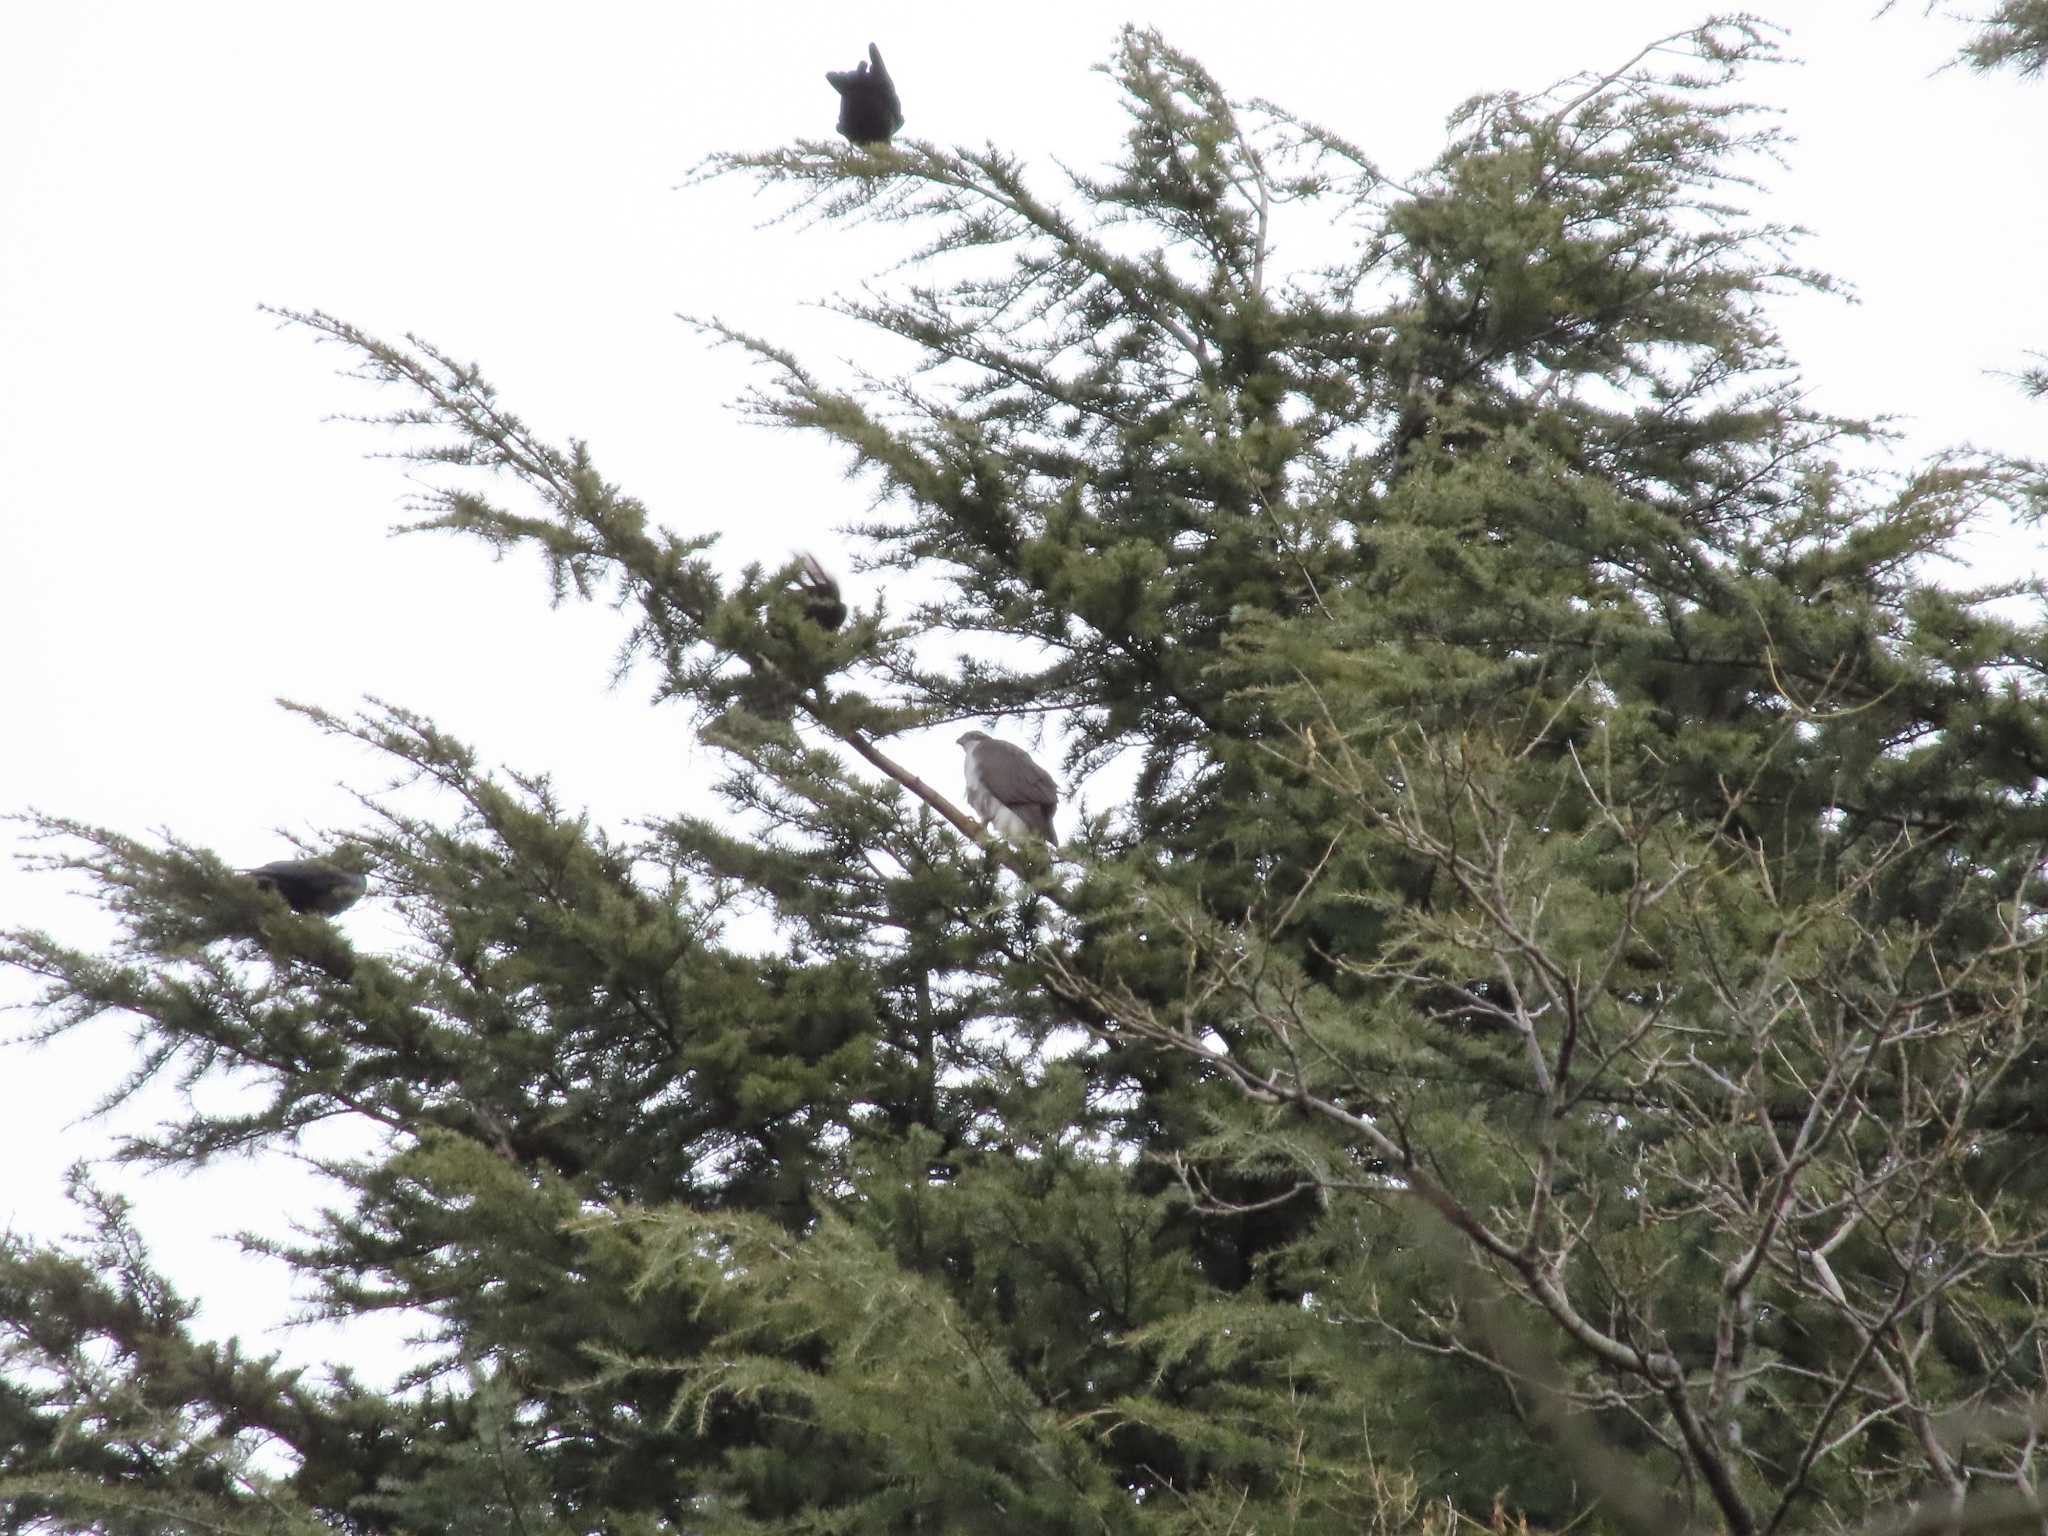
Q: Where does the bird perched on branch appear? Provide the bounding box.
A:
[790,551,847,632]
[242,856,368,916]
[827,42,903,145]
[957,731,1059,845]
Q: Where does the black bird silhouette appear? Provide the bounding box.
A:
[790,551,848,631]
[243,856,368,916]
[826,43,903,145]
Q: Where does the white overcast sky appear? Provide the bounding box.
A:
[3,2,2043,1376]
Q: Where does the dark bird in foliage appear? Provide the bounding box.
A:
[243,857,368,916]
[791,551,848,631]
[958,731,1059,845]
[827,42,903,145]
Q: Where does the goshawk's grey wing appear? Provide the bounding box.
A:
[984,740,1057,816]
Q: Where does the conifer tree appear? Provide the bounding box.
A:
[6,20,2048,1536]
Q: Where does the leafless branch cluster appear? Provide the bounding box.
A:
[1045,705,2048,1536]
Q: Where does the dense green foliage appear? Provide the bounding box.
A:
[6,19,2047,1536]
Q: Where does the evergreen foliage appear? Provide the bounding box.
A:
[6,19,2048,1535]
[1956,0,2048,77]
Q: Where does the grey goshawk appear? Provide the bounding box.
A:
[957,731,1058,844]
